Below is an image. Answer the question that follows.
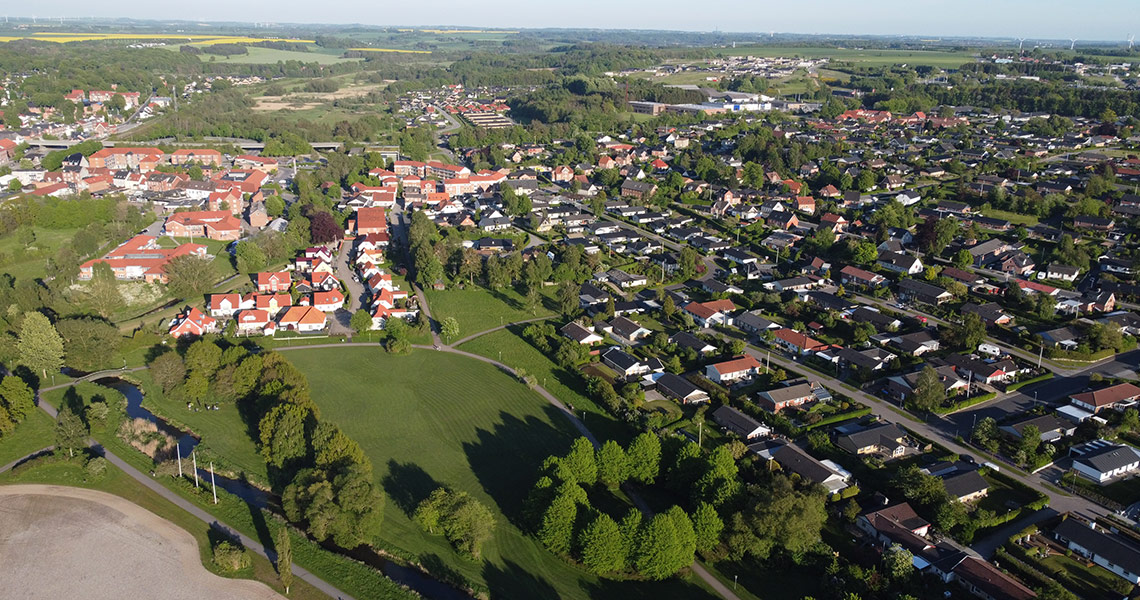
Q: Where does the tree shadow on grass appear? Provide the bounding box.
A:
[483,559,559,600]
[462,408,578,528]
[381,459,443,518]
[580,573,721,600]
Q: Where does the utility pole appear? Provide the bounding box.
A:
[192,450,199,488]
[176,444,182,478]
[1037,345,1043,369]
[210,462,217,504]
[698,421,703,448]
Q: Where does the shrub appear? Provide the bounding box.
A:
[212,540,251,572]
[85,456,108,478]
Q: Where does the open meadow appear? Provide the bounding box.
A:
[289,346,720,600]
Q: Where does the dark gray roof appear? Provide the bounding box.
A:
[836,423,908,454]
[773,443,836,485]
[711,405,765,437]
[1055,518,1140,577]
[670,331,714,353]
[656,373,707,402]
[1076,444,1140,474]
[941,470,989,500]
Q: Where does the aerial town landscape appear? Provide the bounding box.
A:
[2,4,1140,600]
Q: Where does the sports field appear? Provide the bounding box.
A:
[290,347,719,600]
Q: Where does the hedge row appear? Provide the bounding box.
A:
[934,392,997,415]
[802,407,873,432]
[1004,372,1055,393]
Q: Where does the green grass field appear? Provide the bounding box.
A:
[0,409,55,467]
[174,45,362,65]
[290,347,717,600]
[1040,554,1122,600]
[0,227,80,282]
[459,327,630,444]
[130,370,269,484]
[980,208,1039,226]
[425,286,557,340]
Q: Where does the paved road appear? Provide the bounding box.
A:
[738,341,1112,541]
[330,240,365,338]
[0,446,54,475]
[449,315,556,347]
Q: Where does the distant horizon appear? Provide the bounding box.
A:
[3,0,1137,43]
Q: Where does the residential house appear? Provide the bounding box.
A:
[605,316,652,346]
[941,470,989,503]
[1045,264,1080,282]
[836,422,910,457]
[898,279,954,305]
[655,373,710,404]
[732,311,778,335]
[756,382,818,413]
[168,306,218,338]
[887,365,966,401]
[602,347,662,378]
[561,321,604,345]
[961,303,1013,326]
[312,290,345,312]
[767,442,851,494]
[711,405,769,439]
[877,251,923,275]
[1070,383,1140,413]
[1053,517,1140,584]
[1000,413,1076,442]
[278,306,327,333]
[670,331,717,355]
[705,355,762,385]
[256,271,292,293]
[772,328,827,355]
[840,265,887,288]
[682,299,736,328]
[1070,439,1140,483]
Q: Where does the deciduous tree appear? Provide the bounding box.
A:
[18,311,64,378]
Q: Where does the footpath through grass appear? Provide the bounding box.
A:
[290,346,718,600]
[459,327,631,444]
[425,286,556,340]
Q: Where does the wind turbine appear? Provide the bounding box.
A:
[1129,35,1135,50]
[1070,38,1077,50]
[1017,38,1025,52]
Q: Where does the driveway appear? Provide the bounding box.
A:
[329,239,366,337]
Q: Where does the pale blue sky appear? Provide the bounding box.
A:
[18,0,1140,41]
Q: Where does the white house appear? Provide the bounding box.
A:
[704,355,761,385]
[1070,440,1140,484]
[1054,518,1140,585]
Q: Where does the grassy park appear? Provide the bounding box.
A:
[0,226,82,283]
[0,409,55,467]
[425,286,557,340]
[290,346,718,600]
[459,327,631,444]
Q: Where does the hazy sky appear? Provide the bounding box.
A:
[19,0,1140,41]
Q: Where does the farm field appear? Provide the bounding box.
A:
[425,285,557,340]
[184,45,361,65]
[0,459,327,599]
[291,347,718,600]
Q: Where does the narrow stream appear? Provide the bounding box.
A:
[89,377,473,600]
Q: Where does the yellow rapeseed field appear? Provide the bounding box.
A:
[0,33,314,45]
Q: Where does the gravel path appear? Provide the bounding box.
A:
[0,484,284,600]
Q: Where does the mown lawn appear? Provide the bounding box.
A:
[980,208,1039,226]
[0,409,55,467]
[1040,554,1124,600]
[425,285,557,339]
[291,347,718,600]
[459,327,632,444]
